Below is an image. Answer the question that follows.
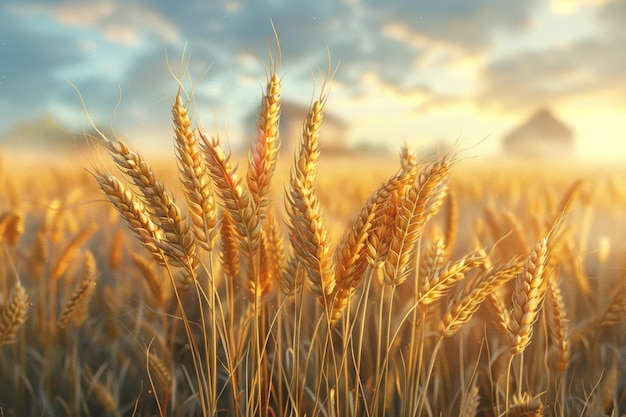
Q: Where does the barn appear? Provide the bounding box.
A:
[502,107,575,158]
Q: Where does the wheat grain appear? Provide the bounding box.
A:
[131,252,169,306]
[365,147,419,266]
[255,210,285,299]
[486,291,512,335]
[571,280,626,341]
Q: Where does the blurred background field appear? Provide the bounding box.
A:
[0,142,625,415]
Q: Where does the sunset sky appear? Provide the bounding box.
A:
[1,0,625,160]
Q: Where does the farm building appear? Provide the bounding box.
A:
[502,107,575,158]
[244,100,349,157]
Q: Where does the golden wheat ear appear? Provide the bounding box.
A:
[58,250,97,329]
[509,238,548,356]
[199,132,259,257]
[383,158,451,287]
[330,200,377,323]
[100,136,198,275]
[172,88,218,252]
[439,258,523,338]
[246,57,282,224]
[0,211,24,247]
[0,282,29,347]
[544,276,570,372]
[285,96,335,303]
[93,170,166,266]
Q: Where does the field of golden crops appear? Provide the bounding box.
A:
[0,57,625,417]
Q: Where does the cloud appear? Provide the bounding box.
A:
[477,0,626,112]
[367,1,538,50]
[0,7,88,133]
[3,0,616,150]
[10,1,181,45]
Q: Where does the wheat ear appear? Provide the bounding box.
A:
[458,379,480,417]
[200,132,259,256]
[0,282,29,346]
[131,252,169,306]
[509,238,549,356]
[247,63,281,223]
[443,191,458,258]
[256,209,285,297]
[545,277,570,372]
[330,201,377,322]
[101,137,197,273]
[365,146,419,267]
[94,171,165,265]
[439,259,523,337]
[506,392,544,417]
[383,158,450,286]
[218,210,241,279]
[172,89,218,252]
[58,250,97,329]
[0,211,24,247]
[285,95,335,300]
[571,280,626,341]
[50,227,95,280]
[420,251,486,306]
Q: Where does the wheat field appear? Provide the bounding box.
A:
[0,46,624,417]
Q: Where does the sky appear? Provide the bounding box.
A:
[1,0,625,160]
